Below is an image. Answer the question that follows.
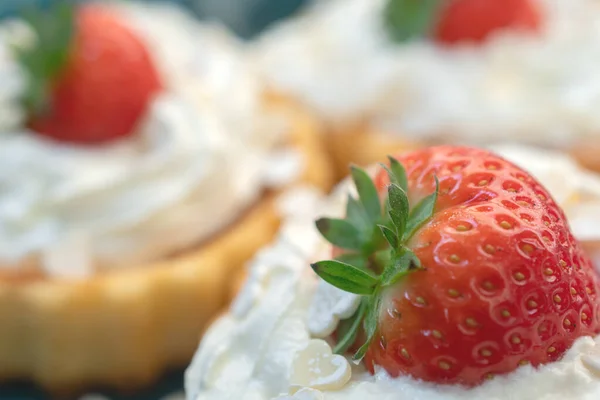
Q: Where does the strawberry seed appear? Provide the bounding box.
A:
[438,361,451,371]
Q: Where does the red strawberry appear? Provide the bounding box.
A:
[312,146,600,386]
[19,3,162,144]
[435,0,542,44]
[385,0,542,45]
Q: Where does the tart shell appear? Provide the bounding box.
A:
[324,121,422,180]
[0,95,334,395]
[324,121,600,179]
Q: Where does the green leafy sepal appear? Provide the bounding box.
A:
[312,157,438,362]
[15,2,75,117]
[384,0,444,43]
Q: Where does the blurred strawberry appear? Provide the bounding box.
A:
[18,3,162,144]
[385,0,542,45]
[435,0,541,44]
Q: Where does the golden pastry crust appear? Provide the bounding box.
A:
[326,122,600,177]
[325,121,423,180]
[266,91,334,189]
[0,96,334,395]
[569,143,600,174]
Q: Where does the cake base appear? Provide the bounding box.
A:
[324,121,422,180]
[570,143,600,174]
[325,121,600,178]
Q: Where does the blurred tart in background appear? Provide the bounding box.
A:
[0,0,332,394]
[254,0,600,177]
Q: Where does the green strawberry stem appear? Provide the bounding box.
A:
[312,157,439,360]
[384,0,444,42]
[15,1,75,117]
[333,300,366,354]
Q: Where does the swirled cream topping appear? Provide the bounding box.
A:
[256,0,600,146]
[185,146,600,400]
[0,2,299,277]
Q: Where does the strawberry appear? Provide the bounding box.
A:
[385,0,542,45]
[312,146,600,386]
[434,0,542,44]
[18,3,162,144]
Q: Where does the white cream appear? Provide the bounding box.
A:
[289,339,351,393]
[186,147,600,400]
[255,0,600,147]
[307,278,360,339]
[0,2,299,277]
[0,20,28,132]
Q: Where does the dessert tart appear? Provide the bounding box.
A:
[186,145,600,400]
[0,1,332,394]
[254,0,600,177]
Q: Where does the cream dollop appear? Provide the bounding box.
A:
[307,280,360,338]
[290,339,351,392]
[0,2,298,276]
[256,0,600,146]
[186,147,600,400]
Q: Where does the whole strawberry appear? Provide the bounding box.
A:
[312,146,600,386]
[18,3,162,144]
[385,0,542,45]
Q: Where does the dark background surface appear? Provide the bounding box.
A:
[0,0,309,38]
[1,370,184,400]
[0,0,307,398]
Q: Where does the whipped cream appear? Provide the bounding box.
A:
[256,0,600,146]
[0,2,299,276]
[186,146,600,400]
[289,339,351,392]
